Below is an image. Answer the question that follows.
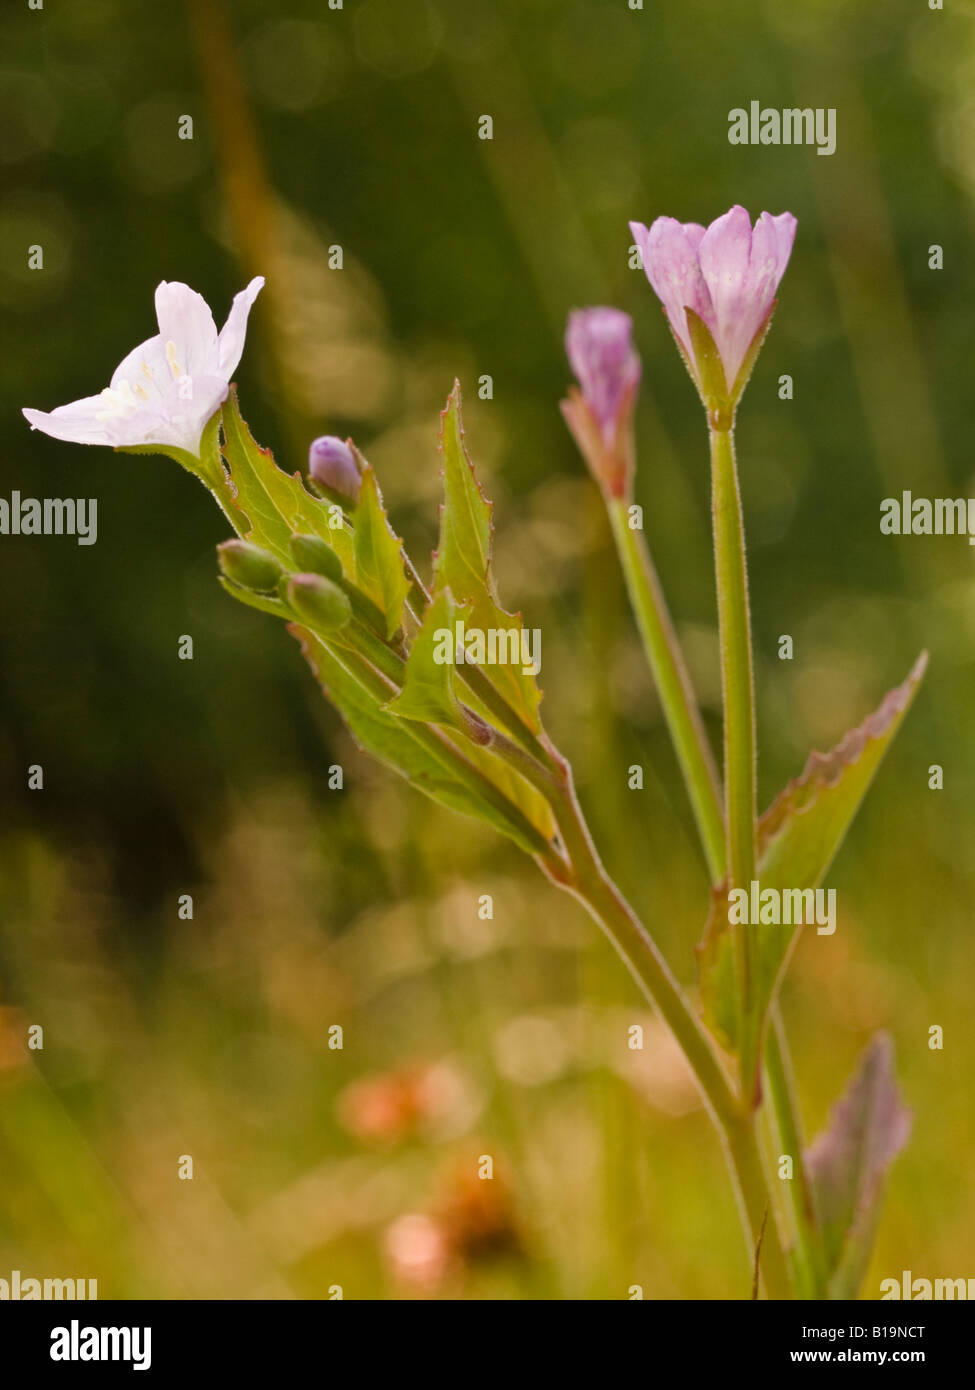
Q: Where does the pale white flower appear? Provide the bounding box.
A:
[23,276,264,457]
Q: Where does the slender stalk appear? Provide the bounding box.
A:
[606,497,726,883]
[765,1006,823,1297]
[541,761,791,1298]
[709,425,759,1099]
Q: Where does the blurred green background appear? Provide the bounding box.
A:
[1,0,973,1299]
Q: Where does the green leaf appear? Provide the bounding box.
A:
[433,383,542,733]
[698,653,927,1059]
[216,389,355,577]
[805,1034,912,1298]
[218,575,291,620]
[291,627,555,856]
[385,589,465,728]
[352,464,411,638]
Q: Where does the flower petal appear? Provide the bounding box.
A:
[217,276,265,379]
[638,216,714,358]
[698,205,757,387]
[154,281,219,380]
[22,396,118,447]
[110,333,171,404]
[156,373,230,455]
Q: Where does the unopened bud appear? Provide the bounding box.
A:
[308,435,361,506]
[286,572,352,631]
[561,307,641,499]
[217,539,284,592]
[289,533,343,583]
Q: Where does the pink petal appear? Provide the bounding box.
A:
[698,205,758,387]
[636,217,715,357]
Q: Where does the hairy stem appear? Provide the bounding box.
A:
[710,425,759,1100]
[765,1006,823,1297]
[540,755,791,1298]
[606,496,725,883]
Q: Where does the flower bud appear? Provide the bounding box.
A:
[286,572,352,631]
[308,435,361,506]
[561,307,640,498]
[216,539,284,593]
[289,533,344,583]
[565,308,641,444]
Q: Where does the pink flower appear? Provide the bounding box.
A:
[23,277,264,457]
[629,205,796,399]
[561,307,641,498]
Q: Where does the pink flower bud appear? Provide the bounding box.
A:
[561,307,641,498]
[308,435,361,505]
[564,308,641,444]
[629,205,796,404]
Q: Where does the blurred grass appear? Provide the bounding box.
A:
[1,0,973,1298]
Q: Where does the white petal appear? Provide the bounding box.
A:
[154,281,219,380]
[110,333,170,403]
[22,396,118,447]
[216,276,265,379]
[157,373,230,455]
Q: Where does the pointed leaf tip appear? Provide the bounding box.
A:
[697,653,926,1071]
[805,1033,912,1296]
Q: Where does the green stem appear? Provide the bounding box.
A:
[765,1006,823,1297]
[710,425,759,1099]
[607,496,725,883]
[541,758,791,1298]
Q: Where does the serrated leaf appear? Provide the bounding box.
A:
[385,589,465,727]
[698,654,927,1062]
[292,627,555,856]
[805,1034,912,1298]
[216,389,354,577]
[433,384,542,733]
[353,464,411,639]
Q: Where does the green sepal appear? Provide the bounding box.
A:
[289,533,344,583]
[684,307,732,420]
[218,576,292,620]
[286,574,353,633]
[217,539,284,593]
